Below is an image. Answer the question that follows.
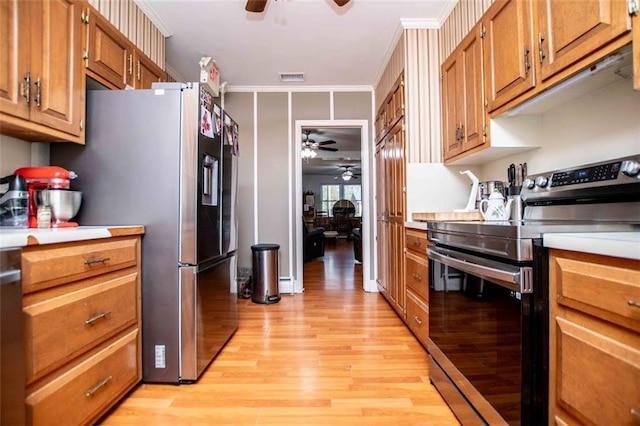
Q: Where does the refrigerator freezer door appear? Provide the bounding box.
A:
[180,257,238,382]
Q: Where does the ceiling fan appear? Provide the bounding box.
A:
[334,165,360,181]
[246,0,351,13]
[302,130,338,152]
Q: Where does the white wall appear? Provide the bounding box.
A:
[481,78,640,180]
[0,135,49,177]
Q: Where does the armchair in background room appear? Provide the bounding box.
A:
[303,218,325,262]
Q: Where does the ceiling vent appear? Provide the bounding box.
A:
[279,72,305,82]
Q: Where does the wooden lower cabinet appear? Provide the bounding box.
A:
[549,249,640,425]
[22,234,143,426]
[404,227,429,348]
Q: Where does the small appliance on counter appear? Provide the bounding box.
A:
[477,180,505,209]
[0,174,28,228]
[13,166,81,228]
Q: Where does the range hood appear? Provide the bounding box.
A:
[505,45,633,116]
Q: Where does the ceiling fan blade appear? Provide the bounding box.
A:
[317,140,336,145]
[245,0,267,13]
[318,146,339,152]
[333,0,351,6]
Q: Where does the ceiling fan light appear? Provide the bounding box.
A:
[341,169,353,181]
[301,147,317,159]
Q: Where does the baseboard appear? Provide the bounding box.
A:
[279,277,293,294]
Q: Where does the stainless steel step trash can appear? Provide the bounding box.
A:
[251,243,281,304]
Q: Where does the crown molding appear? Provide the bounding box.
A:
[437,0,459,27]
[226,85,374,93]
[400,18,440,29]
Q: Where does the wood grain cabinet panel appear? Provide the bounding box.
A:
[406,292,429,347]
[404,227,429,348]
[405,251,428,301]
[22,237,138,294]
[442,21,487,162]
[0,0,84,142]
[26,329,140,426]
[0,0,30,120]
[483,0,535,112]
[24,272,138,382]
[549,249,640,425]
[132,50,164,89]
[405,228,428,256]
[23,234,142,426]
[536,0,632,82]
[86,6,132,89]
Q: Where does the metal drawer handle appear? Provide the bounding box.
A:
[628,300,640,308]
[631,407,640,418]
[413,315,422,325]
[85,311,111,325]
[413,239,421,246]
[85,257,111,266]
[413,272,422,281]
[85,376,112,398]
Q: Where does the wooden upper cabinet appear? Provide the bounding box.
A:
[132,50,164,89]
[441,56,462,159]
[0,0,84,142]
[30,0,84,137]
[536,0,632,82]
[0,0,30,120]
[442,22,486,162]
[86,6,132,89]
[483,0,535,112]
[86,6,164,90]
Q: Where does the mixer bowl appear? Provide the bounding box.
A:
[37,190,82,222]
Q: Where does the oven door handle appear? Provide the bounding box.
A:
[428,247,533,294]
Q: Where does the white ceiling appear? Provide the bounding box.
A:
[138,0,456,87]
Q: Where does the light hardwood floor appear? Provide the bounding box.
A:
[100,240,459,425]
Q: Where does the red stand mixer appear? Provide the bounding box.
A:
[14,166,79,228]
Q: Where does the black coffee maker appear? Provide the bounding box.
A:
[0,174,28,227]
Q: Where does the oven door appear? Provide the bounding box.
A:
[427,245,535,425]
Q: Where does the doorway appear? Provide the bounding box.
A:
[294,120,371,294]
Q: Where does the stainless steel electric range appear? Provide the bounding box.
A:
[426,154,640,425]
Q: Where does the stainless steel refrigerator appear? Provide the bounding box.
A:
[51,82,239,383]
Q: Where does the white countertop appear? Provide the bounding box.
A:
[543,232,640,261]
[405,221,428,231]
[0,226,141,249]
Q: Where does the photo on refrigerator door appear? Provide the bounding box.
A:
[214,104,222,137]
[232,123,239,155]
[223,114,232,145]
[200,86,214,138]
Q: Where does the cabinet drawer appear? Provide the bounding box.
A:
[405,228,428,256]
[24,272,139,382]
[405,251,428,302]
[551,250,640,331]
[553,316,640,425]
[22,237,139,293]
[26,328,140,426]
[406,292,428,347]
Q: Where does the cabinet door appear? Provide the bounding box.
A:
[460,27,484,153]
[86,7,132,89]
[441,55,463,160]
[133,51,164,89]
[483,0,535,112]
[375,142,388,294]
[29,0,84,137]
[537,0,631,82]
[0,0,29,120]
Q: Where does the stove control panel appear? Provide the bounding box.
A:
[550,160,621,187]
[521,154,640,200]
